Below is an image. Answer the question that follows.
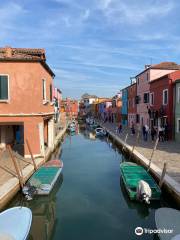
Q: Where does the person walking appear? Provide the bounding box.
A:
[118,123,122,134]
[142,125,146,141]
[158,125,164,142]
[151,126,156,141]
[164,123,169,141]
[144,124,149,141]
[131,122,135,135]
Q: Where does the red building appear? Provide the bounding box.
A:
[128,83,137,127]
[149,70,180,139]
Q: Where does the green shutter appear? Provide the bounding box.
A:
[0,76,8,100]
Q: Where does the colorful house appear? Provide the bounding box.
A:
[61,98,79,119]
[0,46,55,157]
[149,70,180,139]
[127,83,137,127]
[97,99,112,121]
[121,87,128,126]
[136,62,180,128]
[174,79,180,142]
[111,92,122,123]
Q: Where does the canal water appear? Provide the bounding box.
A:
[8,127,170,240]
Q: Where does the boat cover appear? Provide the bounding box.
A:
[155,208,180,240]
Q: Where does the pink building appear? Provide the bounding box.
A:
[0,46,55,157]
[136,62,180,128]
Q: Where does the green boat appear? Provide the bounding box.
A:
[120,162,161,202]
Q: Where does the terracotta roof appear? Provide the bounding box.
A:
[135,61,180,77]
[0,46,55,77]
[151,62,180,70]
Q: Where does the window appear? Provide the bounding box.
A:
[42,79,46,101]
[144,92,149,103]
[0,75,9,101]
[50,84,52,102]
[135,95,140,104]
[178,87,180,103]
[163,89,168,105]
[177,118,180,133]
[150,92,154,105]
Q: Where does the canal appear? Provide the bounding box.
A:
[8,127,170,240]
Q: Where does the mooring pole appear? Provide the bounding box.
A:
[159,162,167,188]
[147,137,159,171]
[26,139,37,170]
[7,145,24,188]
[122,133,128,152]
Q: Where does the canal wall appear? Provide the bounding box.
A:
[105,128,180,206]
[0,125,67,210]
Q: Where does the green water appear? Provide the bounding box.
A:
[8,129,170,240]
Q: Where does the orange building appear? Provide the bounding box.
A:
[61,98,79,119]
[0,46,55,157]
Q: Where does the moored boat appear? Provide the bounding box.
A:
[23,159,63,199]
[155,208,180,240]
[0,207,32,240]
[95,127,107,137]
[120,162,161,204]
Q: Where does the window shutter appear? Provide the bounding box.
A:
[0,76,8,100]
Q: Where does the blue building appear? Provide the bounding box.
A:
[121,87,128,126]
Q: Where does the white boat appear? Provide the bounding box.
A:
[68,123,76,132]
[0,207,32,240]
[95,127,107,137]
[155,208,180,240]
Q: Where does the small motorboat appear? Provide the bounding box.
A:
[23,159,63,199]
[120,162,161,204]
[67,123,76,132]
[95,127,107,137]
[155,208,180,240]
[0,207,32,240]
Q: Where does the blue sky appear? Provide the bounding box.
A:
[1,0,180,98]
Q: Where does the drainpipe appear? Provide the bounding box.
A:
[169,77,175,140]
[172,79,176,140]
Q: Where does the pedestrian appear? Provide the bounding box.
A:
[142,125,146,141]
[164,123,169,141]
[151,126,156,141]
[158,125,164,142]
[131,122,135,135]
[143,124,149,141]
[118,123,122,134]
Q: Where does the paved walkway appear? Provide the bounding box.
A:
[101,122,180,184]
[0,117,67,209]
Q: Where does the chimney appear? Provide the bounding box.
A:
[5,46,12,58]
[145,64,151,69]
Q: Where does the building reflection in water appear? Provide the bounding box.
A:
[28,174,63,240]
[10,174,63,240]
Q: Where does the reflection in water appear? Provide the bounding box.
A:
[120,177,150,218]
[7,126,173,240]
[9,175,63,240]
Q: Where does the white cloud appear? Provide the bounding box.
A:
[98,0,174,25]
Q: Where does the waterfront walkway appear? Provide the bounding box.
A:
[102,122,180,184]
[0,119,67,209]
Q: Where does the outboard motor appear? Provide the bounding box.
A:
[22,183,37,201]
[137,180,152,204]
